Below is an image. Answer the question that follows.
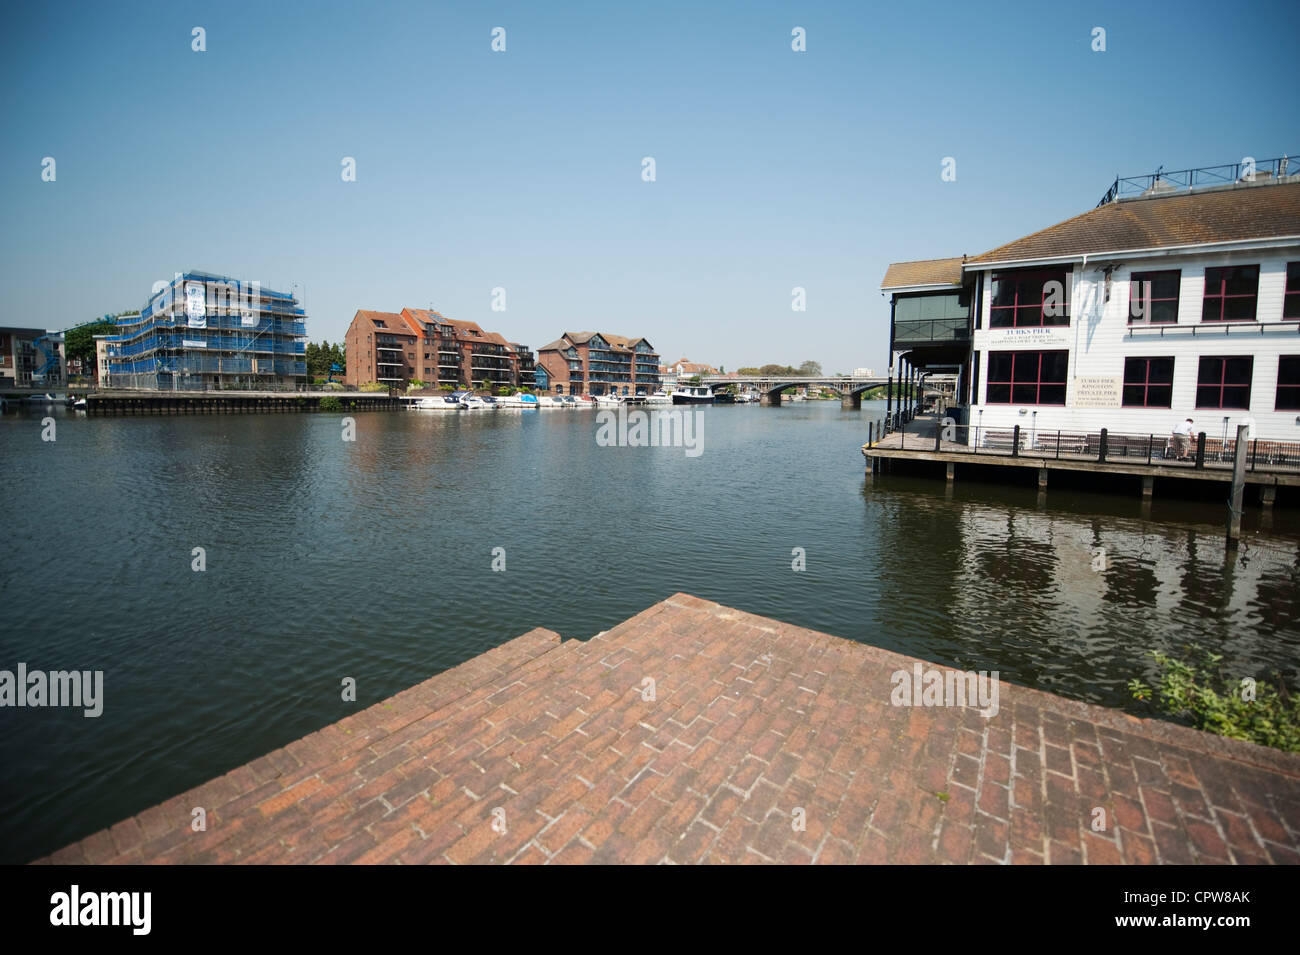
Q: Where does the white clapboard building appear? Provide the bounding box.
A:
[883,158,1300,445]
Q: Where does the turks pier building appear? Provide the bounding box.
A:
[103,271,307,390]
[883,159,1300,446]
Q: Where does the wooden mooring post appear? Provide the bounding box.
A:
[1227,424,1249,548]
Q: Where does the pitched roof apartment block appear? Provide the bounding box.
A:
[344,307,534,390]
[535,331,661,395]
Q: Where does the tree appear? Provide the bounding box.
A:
[798,360,822,377]
[63,317,123,366]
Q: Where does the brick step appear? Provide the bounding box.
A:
[39,626,565,864]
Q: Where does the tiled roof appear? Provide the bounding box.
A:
[880,258,965,290]
[968,180,1300,265]
[354,310,415,337]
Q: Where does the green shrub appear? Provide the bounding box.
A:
[318,395,342,412]
[360,382,388,393]
[1129,645,1300,752]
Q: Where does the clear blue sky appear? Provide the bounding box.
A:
[2,0,1295,373]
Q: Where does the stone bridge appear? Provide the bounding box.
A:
[697,375,887,408]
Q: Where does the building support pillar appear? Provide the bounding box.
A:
[841,389,861,410]
[1261,485,1276,510]
[1038,467,1048,491]
[946,462,955,483]
[1141,475,1153,499]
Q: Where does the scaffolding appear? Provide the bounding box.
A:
[105,272,307,390]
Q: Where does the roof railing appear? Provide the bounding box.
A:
[1097,155,1294,207]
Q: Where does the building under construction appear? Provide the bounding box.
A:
[103,271,307,390]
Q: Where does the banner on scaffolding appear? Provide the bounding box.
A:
[184,282,206,329]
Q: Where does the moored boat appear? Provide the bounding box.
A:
[407,394,460,411]
[671,386,715,405]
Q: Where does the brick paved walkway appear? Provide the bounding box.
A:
[38,594,1300,864]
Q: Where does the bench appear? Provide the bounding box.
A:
[981,429,1026,453]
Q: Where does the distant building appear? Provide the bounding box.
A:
[344,307,535,391]
[102,272,307,390]
[853,367,876,378]
[667,357,718,377]
[0,327,64,389]
[94,337,111,387]
[536,332,660,396]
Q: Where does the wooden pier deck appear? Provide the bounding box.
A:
[863,414,1300,491]
[36,595,1300,864]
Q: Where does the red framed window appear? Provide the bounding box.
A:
[1201,265,1259,322]
[1195,356,1253,409]
[986,350,1067,404]
[1277,356,1300,411]
[1122,357,1174,408]
[1129,270,1180,324]
[1284,263,1300,320]
[989,269,1071,328]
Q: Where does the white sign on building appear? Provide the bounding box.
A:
[1071,376,1122,408]
[184,282,206,329]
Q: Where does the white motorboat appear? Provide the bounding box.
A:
[644,391,672,405]
[408,395,460,411]
[495,393,541,409]
[593,394,621,407]
[536,396,565,409]
[735,392,758,404]
[460,394,491,410]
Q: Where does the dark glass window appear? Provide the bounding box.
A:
[1201,266,1259,322]
[1277,356,1300,410]
[1195,356,1253,409]
[985,350,1068,404]
[971,351,981,404]
[989,270,1070,328]
[1129,270,1180,324]
[1284,263,1300,320]
[1122,357,1174,407]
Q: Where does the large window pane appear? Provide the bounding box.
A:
[1224,358,1252,385]
[1040,352,1068,381]
[988,353,1013,380]
[1011,383,1038,404]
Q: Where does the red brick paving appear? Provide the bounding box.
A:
[36,594,1300,864]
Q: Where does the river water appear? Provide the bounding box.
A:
[1,400,1297,862]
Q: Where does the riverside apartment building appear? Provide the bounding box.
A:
[345,307,535,390]
[535,332,661,396]
[882,158,1300,445]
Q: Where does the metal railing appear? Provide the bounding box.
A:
[885,421,1300,471]
[1097,155,1295,206]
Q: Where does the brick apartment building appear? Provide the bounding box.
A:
[345,308,535,391]
[535,332,660,396]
